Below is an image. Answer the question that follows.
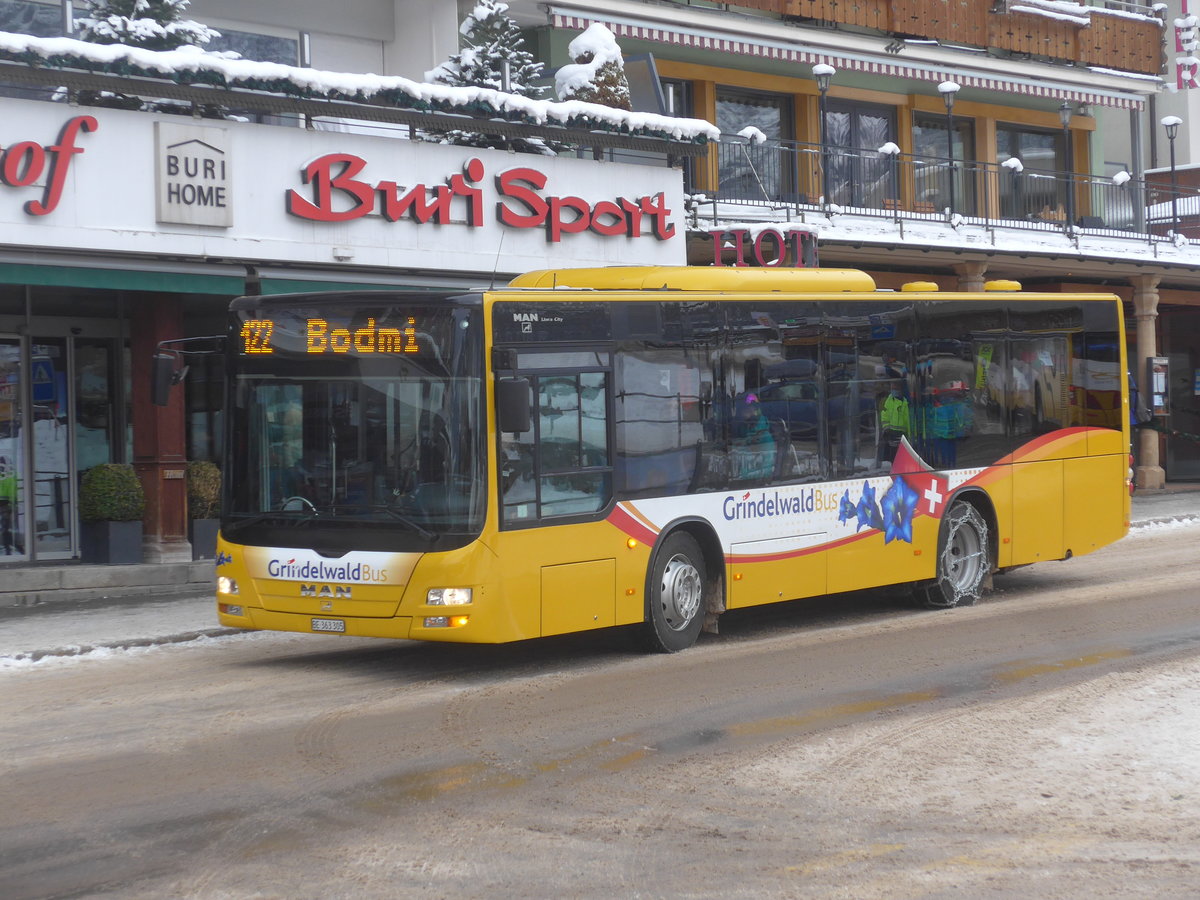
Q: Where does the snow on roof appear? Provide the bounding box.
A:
[1009,0,1164,26]
[0,30,719,144]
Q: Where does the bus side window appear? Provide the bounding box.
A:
[500,371,613,525]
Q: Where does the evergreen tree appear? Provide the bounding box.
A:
[73,0,221,111]
[555,24,632,111]
[425,0,552,155]
[76,0,218,51]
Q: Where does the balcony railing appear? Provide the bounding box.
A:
[699,136,1196,245]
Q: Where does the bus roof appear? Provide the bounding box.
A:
[507,266,878,293]
[503,267,1123,304]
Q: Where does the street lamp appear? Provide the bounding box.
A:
[1058,101,1075,231]
[939,81,960,215]
[813,63,835,206]
[1162,115,1183,237]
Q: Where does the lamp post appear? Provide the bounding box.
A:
[1162,115,1182,237]
[1058,101,1075,231]
[813,63,835,206]
[938,81,960,215]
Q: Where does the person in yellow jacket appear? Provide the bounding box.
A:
[879,382,910,463]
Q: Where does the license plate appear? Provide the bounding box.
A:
[311,617,346,633]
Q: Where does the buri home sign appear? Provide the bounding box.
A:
[155,122,232,227]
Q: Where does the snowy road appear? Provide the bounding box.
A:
[1,520,1198,898]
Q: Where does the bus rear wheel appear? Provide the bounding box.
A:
[915,502,990,609]
[643,532,706,653]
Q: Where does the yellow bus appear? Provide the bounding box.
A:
[213,267,1132,652]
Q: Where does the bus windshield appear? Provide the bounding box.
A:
[224,297,485,551]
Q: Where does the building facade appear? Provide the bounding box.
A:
[2,0,1199,566]
[0,0,701,564]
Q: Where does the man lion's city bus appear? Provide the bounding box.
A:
[212,267,1132,652]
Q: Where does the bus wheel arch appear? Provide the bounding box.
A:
[642,520,724,653]
[914,489,995,609]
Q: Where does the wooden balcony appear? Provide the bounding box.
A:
[725,0,1165,76]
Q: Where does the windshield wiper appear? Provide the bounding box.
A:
[225,508,319,531]
[328,503,438,542]
[382,508,438,542]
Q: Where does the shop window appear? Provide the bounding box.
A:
[912,111,977,215]
[660,78,695,191]
[0,0,60,36]
[205,27,300,125]
[824,101,896,209]
[997,124,1068,220]
[716,87,796,202]
[75,339,116,470]
[0,0,63,100]
[206,28,299,66]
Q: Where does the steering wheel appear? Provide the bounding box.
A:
[279,495,318,513]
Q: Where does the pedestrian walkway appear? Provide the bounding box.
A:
[0,559,215,608]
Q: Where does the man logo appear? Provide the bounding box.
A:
[320,600,334,611]
[300,584,352,599]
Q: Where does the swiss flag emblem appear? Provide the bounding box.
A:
[891,437,947,518]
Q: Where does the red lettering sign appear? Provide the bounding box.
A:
[0,115,98,216]
[287,155,674,243]
[708,227,815,267]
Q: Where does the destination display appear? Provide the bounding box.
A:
[233,307,460,359]
[239,316,421,356]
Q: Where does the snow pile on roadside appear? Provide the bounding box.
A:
[0,627,275,672]
[739,654,1200,822]
[1049,659,1200,803]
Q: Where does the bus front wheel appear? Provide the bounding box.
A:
[643,532,706,653]
[914,502,990,609]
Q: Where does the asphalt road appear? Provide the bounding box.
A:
[2,521,1199,899]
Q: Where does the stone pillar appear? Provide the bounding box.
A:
[130,295,192,563]
[1130,274,1165,490]
[954,261,988,291]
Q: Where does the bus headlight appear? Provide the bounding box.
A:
[217,576,239,595]
[427,587,472,606]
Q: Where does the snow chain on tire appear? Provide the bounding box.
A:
[916,502,990,609]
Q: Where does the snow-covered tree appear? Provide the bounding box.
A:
[554,24,631,111]
[76,0,218,51]
[425,0,552,154]
[73,0,222,111]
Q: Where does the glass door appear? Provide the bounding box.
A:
[825,101,896,209]
[0,337,27,559]
[31,338,73,558]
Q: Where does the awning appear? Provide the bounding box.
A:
[550,8,1152,110]
[0,262,243,294]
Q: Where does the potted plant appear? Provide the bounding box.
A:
[186,460,221,560]
[79,463,145,565]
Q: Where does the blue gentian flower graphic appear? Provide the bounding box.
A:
[882,477,919,544]
[855,481,883,532]
[838,489,856,525]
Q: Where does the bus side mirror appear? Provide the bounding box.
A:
[496,378,531,434]
[151,352,181,407]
